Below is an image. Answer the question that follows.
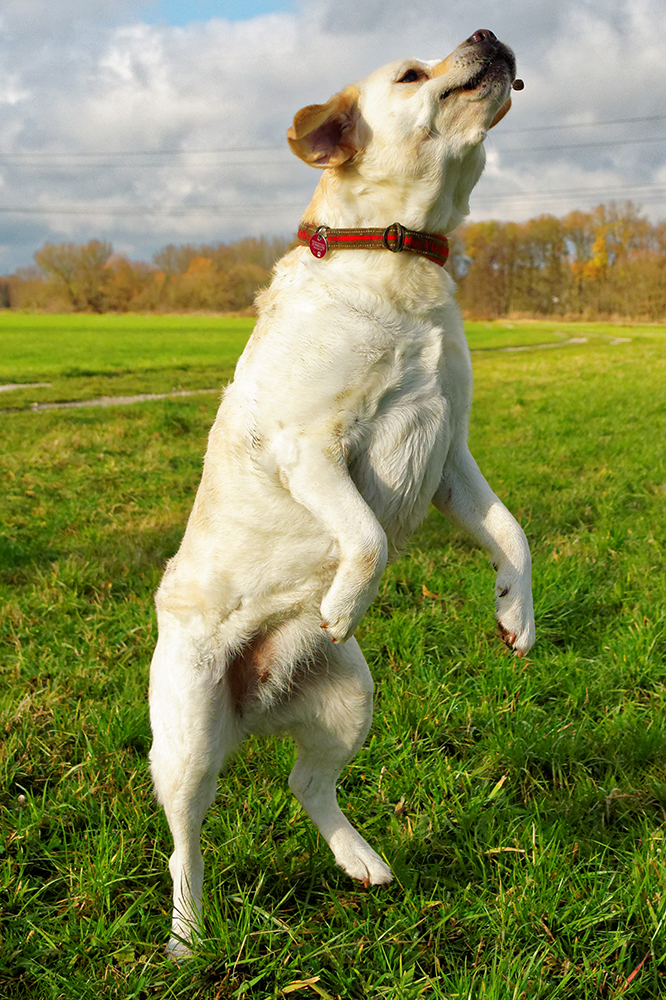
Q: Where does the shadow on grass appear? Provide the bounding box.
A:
[0,535,58,574]
[0,523,184,589]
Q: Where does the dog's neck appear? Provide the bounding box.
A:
[300,145,486,236]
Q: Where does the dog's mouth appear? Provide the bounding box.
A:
[461,58,509,92]
[439,38,516,103]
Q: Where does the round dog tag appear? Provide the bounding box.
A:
[309,231,328,258]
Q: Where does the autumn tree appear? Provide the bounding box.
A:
[153,243,202,279]
[151,237,284,312]
[456,202,665,320]
[510,215,568,313]
[167,255,218,309]
[34,239,113,312]
[101,255,160,311]
[220,263,269,311]
[457,220,521,316]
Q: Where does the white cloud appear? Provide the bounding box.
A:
[0,0,665,270]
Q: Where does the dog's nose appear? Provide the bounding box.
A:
[466,29,497,44]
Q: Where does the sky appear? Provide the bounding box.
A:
[0,0,665,272]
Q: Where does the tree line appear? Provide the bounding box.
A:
[1,202,664,319]
[451,202,666,320]
[1,236,293,314]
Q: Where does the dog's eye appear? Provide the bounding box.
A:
[396,68,426,84]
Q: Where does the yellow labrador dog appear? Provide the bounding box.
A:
[149,29,534,956]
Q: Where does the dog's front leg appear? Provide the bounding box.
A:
[276,433,387,643]
[433,445,535,655]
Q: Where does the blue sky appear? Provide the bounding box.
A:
[146,0,294,24]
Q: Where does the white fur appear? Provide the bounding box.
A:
[149,32,535,957]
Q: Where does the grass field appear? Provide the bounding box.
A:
[1,314,666,999]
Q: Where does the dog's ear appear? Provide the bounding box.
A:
[489,96,512,129]
[287,85,364,167]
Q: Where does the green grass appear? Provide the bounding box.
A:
[0,314,656,409]
[0,313,255,377]
[462,318,650,351]
[0,314,254,405]
[1,316,666,998]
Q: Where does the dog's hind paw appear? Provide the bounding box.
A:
[345,853,393,886]
[332,833,393,886]
[166,937,194,961]
[353,856,393,887]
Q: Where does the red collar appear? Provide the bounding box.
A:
[297,222,449,267]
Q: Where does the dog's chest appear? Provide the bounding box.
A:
[235,290,468,555]
[342,323,454,553]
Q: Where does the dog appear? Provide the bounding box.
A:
[149,28,535,956]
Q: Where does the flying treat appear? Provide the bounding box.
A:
[512,78,525,91]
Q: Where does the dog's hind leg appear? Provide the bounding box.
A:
[149,626,243,958]
[283,637,393,886]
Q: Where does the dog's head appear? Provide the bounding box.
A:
[288,30,518,234]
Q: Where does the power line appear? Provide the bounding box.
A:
[0,203,305,216]
[0,147,291,161]
[1,184,665,219]
[3,132,664,172]
[496,135,666,154]
[0,159,292,170]
[499,113,666,134]
[0,114,664,162]
[473,184,666,204]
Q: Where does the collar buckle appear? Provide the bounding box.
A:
[382,222,406,253]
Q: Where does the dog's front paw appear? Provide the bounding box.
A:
[495,580,535,657]
[320,587,371,644]
[319,609,357,644]
[319,540,387,644]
